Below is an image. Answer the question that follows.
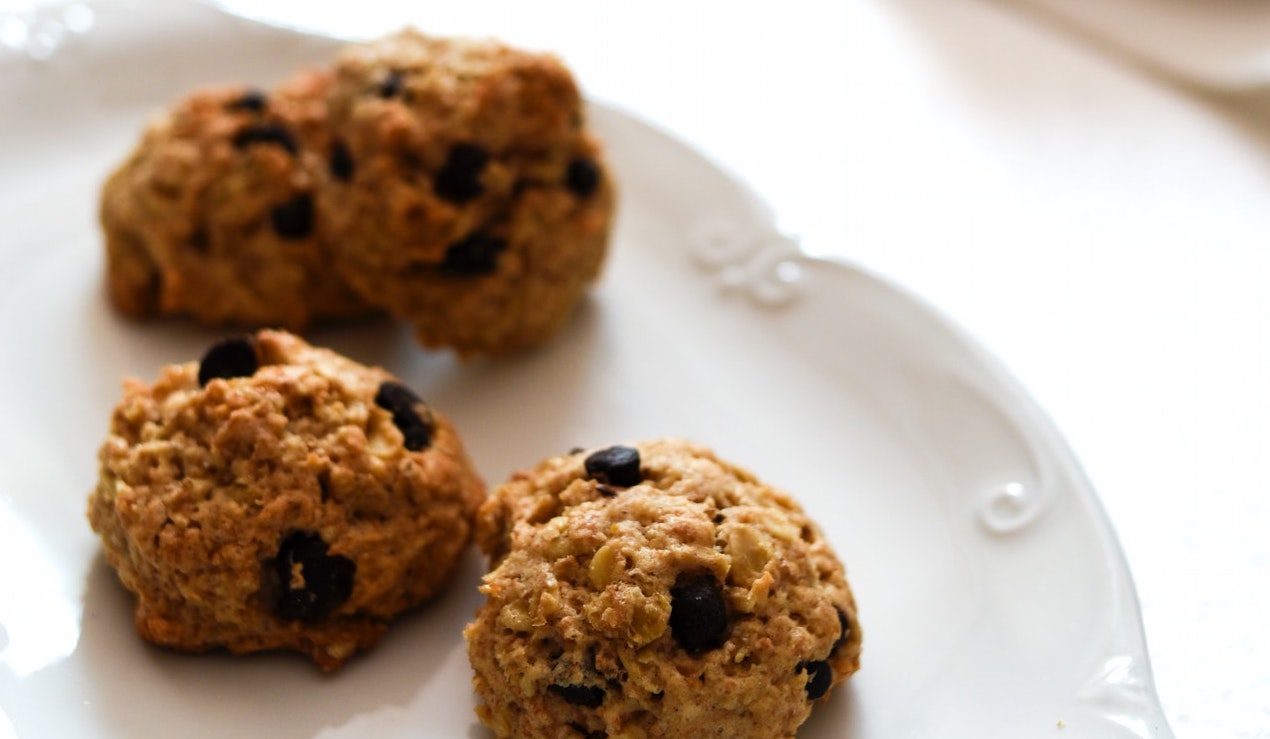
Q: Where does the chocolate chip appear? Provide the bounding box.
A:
[550,684,605,708]
[375,380,422,408]
[669,573,728,653]
[799,660,833,700]
[378,70,405,98]
[566,158,600,198]
[270,193,315,239]
[198,336,258,386]
[440,231,506,276]
[189,228,209,253]
[831,607,851,655]
[272,531,356,622]
[584,446,641,487]
[595,484,617,497]
[232,123,297,155]
[330,140,354,182]
[374,381,432,451]
[226,88,267,113]
[567,725,606,739]
[434,143,489,203]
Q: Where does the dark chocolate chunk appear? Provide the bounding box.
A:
[378,70,405,98]
[189,228,210,253]
[566,157,600,198]
[272,531,356,622]
[550,684,605,708]
[330,139,354,182]
[270,193,315,239]
[231,122,297,155]
[434,143,489,203]
[374,381,433,451]
[226,88,267,113]
[440,231,507,276]
[669,573,728,653]
[375,380,422,410]
[198,336,258,386]
[584,446,641,487]
[799,660,833,700]
[831,607,851,655]
[595,484,617,497]
[317,470,332,503]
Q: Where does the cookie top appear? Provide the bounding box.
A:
[87,330,484,669]
[100,72,373,329]
[323,29,597,262]
[334,136,613,357]
[466,439,861,738]
[320,29,615,356]
[328,29,583,157]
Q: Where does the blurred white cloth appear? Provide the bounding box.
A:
[1004,0,1270,87]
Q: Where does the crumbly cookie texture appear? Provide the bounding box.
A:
[323,29,615,357]
[87,330,485,669]
[465,439,862,738]
[100,71,375,330]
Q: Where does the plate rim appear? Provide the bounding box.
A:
[0,2,1175,737]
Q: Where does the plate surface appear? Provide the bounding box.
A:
[0,3,1173,737]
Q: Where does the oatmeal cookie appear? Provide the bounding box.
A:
[101,71,374,330]
[87,330,484,669]
[465,439,862,738]
[323,30,615,356]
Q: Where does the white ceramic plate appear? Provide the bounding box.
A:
[0,2,1174,737]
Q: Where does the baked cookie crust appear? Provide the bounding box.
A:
[323,30,615,356]
[87,330,484,669]
[100,72,377,330]
[466,439,861,738]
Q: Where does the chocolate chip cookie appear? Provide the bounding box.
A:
[100,71,375,330]
[465,439,862,737]
[87,330,484,669]
[322,30,615,356]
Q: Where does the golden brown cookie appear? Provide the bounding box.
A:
[465,439,862,738]
[87,330,484,669]
[100,72,375,330]
[323,30,615,357]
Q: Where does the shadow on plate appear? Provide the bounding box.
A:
[68,550,486,739]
